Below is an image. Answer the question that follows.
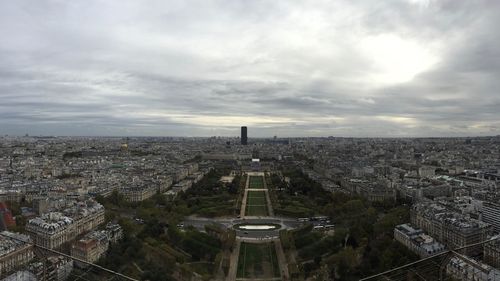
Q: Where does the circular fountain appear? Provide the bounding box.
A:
[233,223,281,231]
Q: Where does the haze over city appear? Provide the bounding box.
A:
[1,0,500,137]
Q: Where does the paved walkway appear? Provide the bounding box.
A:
[238,236,279,242]
[236,277,281,281]
[274,239,289,280]
[240,176,251,217]
[227,240,241,281]
[263,178,274,216]
[228,172,289,281]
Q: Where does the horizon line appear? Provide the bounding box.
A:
[2,134,500,139]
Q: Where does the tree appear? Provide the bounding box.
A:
[108,189,126,206]
[332,247,358,279]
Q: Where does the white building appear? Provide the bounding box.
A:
[483,202,500,233]
[394,224,446,258]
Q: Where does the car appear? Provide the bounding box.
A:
[244,231,249,234]
[177,223,184,228]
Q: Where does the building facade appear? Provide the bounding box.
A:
[482,201,500,233]
[446,255,500,281]
[0,231,34,276]
[411,201,492,256]
[241,126,247,145]
[120,187,155,202]
[71,224,122,268]
[71,231,109,267]
[394,224,446,258]
[25,201,105,249]
[484,238,500,269]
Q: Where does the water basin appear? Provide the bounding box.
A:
[234,223,281,231]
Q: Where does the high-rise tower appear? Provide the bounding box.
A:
[241,126,248,145]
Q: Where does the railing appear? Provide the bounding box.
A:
[360,237,500,281]
[0,232,138,281]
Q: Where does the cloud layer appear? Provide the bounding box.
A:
[1,0,499,137]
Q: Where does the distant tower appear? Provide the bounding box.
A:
[241,126,248,145]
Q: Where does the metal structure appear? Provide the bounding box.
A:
[0,232,138,281]
[360,237,500,281]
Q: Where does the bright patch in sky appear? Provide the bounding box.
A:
[361,34,439,84]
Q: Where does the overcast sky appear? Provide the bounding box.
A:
[1,0,499,137]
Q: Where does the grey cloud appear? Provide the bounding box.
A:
[0,0,499,137]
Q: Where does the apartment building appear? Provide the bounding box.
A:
[394,224,446,258]
[0,231,34,276]
[25,201,105,249]
[411,201,491,256]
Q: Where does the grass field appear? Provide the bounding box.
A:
[249,176,265,189]
[236,242,281,279]
[247,191,267,205]
[246,190,268,216]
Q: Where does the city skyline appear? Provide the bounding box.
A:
[1,1,500,137]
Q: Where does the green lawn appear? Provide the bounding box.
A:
[245,205,268,216]
[249,176,264,189]
[246,191,268,216]
[247,191,267,205]
[236,242,281,279]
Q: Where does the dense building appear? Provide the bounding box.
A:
[0,231,34,276]
[158,175,173,193]
[342,178,397,202]
[32,198,50,215]
[0,202,16,230]
[120,187,155,202]
[482,201,500,233]
[418,166,436,178]
[45,255,74,281]
[171,180,193,194]
[411,201,492,256]
[71,224,122,267]
[394,224,446,257]
[484,238,500,269]
[1,133,500,280]
[105,222,123,244]
[21,255,73,281]
[71,231,109,267]
[0,190,22,203]
[25,201,105,249]
[446,255,500,281]
[3,271,37,281]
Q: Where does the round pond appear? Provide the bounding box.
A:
[233,223,281,231]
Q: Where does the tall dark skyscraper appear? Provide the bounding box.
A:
[241,126,248,145]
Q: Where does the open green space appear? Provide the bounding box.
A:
[236,242,280,279]
[93,168,237,281]
[245,190,268,216]
[247,191,267,205]
[245,205,268,216]
[248,176,265,189]
[273,167,420,280]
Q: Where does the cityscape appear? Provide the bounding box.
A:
[0,132,499,280]
[1,1,500,281]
